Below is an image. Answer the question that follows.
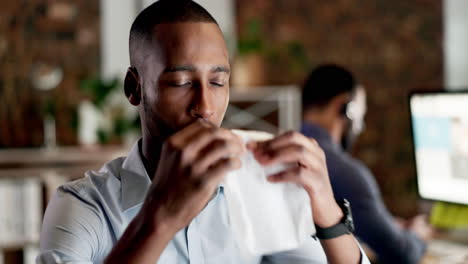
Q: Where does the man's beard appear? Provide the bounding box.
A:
[142,95,176,141]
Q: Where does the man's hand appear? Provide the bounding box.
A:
[142,120,246,234]
[394,215,433,241]
[248,131,362,264]
[105,120,245,264]
[406,215,433,241]
[247,131,342,228]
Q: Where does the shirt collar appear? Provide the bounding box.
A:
[120,139,152,211]
[300,121,341,151]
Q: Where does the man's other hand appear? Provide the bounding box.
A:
[407,215,433,241]
[248,131,343,228]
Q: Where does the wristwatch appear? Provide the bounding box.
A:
[315,199,355,239]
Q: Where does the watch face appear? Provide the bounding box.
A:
[346,215,355,233]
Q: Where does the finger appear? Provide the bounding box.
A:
[252,132,325,167]
[255,144,322,170]
[199,157,242,188]
[268,165,331,196]
[184,128,245,161]
[169,119,214,148]
[246,141,258,151]
[192,138,245,176]
[267,165,309,185]
[255,131,319,156]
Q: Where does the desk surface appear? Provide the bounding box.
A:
[423,229,468,264]
[363,229,468,264]
[423,239,468,264]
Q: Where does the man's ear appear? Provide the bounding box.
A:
[124,67,141,106]
[331,93,352,118]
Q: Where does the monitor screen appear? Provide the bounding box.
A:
[409,92,468,205]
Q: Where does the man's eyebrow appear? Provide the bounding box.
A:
[162,65,230,74]
[163,65,196,73]
[212,66,230,74]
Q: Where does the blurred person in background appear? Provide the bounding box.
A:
[37,1,370,264]
[300,64,433,264]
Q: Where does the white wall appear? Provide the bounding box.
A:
[444,0,468,90]
[193,0,237,55]
[101,0,236,80]
[141,0,236,54]
[100,0,136,80]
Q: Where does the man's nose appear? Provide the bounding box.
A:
[189,83,215,120]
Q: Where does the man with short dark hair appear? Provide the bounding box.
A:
[38,2,369,263]
[301,64,432,264]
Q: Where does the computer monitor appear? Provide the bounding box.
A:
[409,91,468,205]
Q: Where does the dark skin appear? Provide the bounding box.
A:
[105,22,361,264]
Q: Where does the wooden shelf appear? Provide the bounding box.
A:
[0,146,129,223]
[0,146,128,168]
[0,240,38,251]
[0,146,128,180]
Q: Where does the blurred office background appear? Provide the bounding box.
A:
[1,0,468,263]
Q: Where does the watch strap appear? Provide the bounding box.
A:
[315,222,351,239]
[314,199,354,239]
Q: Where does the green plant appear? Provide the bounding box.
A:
[238,18,265,56]
[237,18,311,80]
[80,77,119,109]
[79,77,140,144]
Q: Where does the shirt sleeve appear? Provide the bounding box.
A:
[36,188,107,264]
[332,162,427,264]
[261,236,371,264]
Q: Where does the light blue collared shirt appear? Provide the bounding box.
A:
[37,140,370,264]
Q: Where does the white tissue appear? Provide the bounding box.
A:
[222,130,315,255]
